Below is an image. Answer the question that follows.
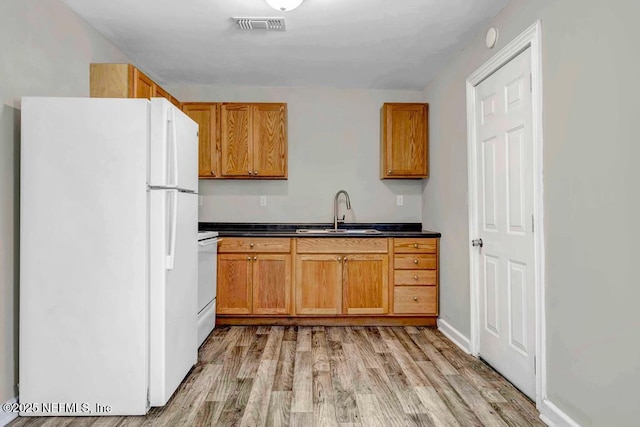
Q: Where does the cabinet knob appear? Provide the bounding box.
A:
[253,256,257,260]
[414,275,418,280]
[414,243,419,248]
[414,259,419,264]
[248,170,253,175]
[344,257,348,262]
[254,170,258,175]
[387,170,392,174]
[250,243,254,248]
[246,257,251,260]
[337,257,342,261]
[413,297,418,301]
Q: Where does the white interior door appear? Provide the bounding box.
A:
[474,47,536,398]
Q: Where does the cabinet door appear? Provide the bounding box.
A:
[153,84,170,102]
[183,103,219,178]
[132,69,154,99]
[343,254,389,314]
[217,254,252,314]
[252,103,287,178]
[220,103,251,177]
[252,254,291,315]
[295,255,342,315]
[382,103,428,178]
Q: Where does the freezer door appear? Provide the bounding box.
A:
[149,98,198,192]
[149,189,198,406]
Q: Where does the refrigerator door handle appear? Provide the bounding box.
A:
[162,107,172,187]
[171,109,179,188]
[166,190,179,270]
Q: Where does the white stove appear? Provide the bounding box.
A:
[197,231,219,346]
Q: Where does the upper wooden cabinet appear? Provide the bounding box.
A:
[220,103,288,179]
[381,103,429,179]
[182,103,220,179]
[89,63,181,108]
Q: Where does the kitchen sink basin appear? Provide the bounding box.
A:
[296,228,381,234]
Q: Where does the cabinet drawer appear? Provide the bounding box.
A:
[394,286,437,314]
[394,254,437,270]
[296,238,388,254]
[394,270,437,286]
[218,237,291,253]
[393,238,437,253]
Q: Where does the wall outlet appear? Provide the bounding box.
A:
[198,196,204,207]
[260,195,267,207]
[396,195,404,206]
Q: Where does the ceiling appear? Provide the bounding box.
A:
[62,0,508,90]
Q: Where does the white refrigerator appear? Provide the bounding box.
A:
[20,97,199,416]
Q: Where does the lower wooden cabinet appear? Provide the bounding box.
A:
[295,255,343,315]
[217,253,292,315]
[217,254,252,315]
[295,252,389,315]
[217,236,438,323]
[342,254,388,315]
[393,286,437,314]
[391,238,439,316]
[252,255,291,315]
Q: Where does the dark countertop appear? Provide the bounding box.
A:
[199,222,441,238]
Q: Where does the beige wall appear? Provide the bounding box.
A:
[423,0,640,424]
[0,0,129,404]
[165,85,425,224]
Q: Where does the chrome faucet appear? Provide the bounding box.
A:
[333,190,351,230]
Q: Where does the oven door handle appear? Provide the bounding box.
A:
[198,238,221,247]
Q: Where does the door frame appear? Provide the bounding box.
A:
[466,20,545,406]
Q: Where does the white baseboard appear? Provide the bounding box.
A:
[437,318,472,354]
[539,398,581,427]
[0,396,18,427]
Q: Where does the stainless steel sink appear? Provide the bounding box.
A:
[296,229,381,234]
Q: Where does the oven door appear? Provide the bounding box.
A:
[197,237,218,313]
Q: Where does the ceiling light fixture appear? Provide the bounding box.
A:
[265,0,304,12]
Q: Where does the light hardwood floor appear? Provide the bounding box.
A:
[9,326,543,426]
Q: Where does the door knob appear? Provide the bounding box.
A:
[471,238,484,248]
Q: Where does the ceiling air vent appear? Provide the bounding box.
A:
[233,17,286,31]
